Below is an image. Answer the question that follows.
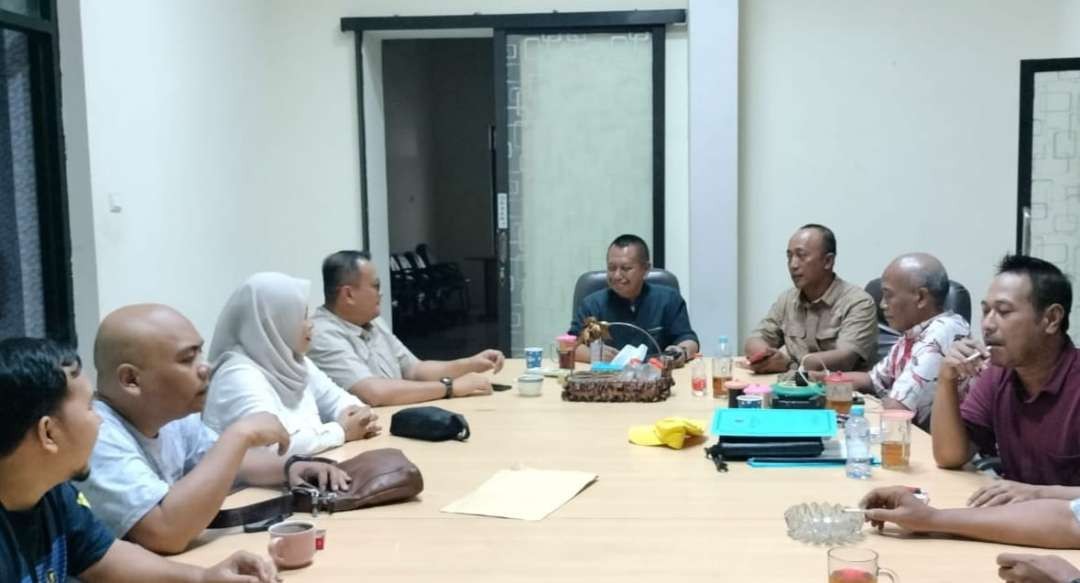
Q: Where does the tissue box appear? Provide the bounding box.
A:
[561,371,673,403]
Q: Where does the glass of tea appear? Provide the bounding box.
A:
[880,409,915,470]
[827,547,898,583]
[555,334,577,371]
[824,372,855,415]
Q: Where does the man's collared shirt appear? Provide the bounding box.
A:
[568,282,698,353]
[960,340,1080,486]
[308,306,420,389]
[869,311,970,427]
[749,276,879,371]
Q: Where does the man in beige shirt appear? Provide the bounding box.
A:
[308,250,505,407]
[744,224,878,373]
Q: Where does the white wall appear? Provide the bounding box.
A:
[738,0,1080,342]
[62,0,689,353]
[688,0,738,352]
[70,1,365,345]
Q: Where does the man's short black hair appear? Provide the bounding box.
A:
[609,234,650,264]
[798,224,837,256]
[322,250,372,306]
[0,337,81,458]
[997,254,1073,333]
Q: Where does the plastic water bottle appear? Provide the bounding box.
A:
[715,336,733,378]
[845,405,872,479]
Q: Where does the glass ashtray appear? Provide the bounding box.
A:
[784,502,864,545]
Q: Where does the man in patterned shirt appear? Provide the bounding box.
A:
[818,253,969,429]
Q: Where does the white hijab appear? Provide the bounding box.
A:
[210,272,311,408]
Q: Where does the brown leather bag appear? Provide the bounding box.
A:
[209,448,423,530]
[292,448,424,513]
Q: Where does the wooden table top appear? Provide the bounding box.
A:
[175,360,1080,582]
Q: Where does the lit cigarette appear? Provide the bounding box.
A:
[965,351,985,362]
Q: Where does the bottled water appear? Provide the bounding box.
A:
[845,406,872,479]
[714,336,733,379]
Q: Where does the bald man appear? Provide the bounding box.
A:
[75,304,349,555]
[825,253,969,428]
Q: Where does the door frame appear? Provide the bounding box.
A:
[0,1,75,343]
[341,10,686,352]
[1016,57,1080,254]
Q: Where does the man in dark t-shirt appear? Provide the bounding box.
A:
[569,234,699,367]
[0,337,278,583]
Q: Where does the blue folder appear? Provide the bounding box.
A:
[709,408,837,438]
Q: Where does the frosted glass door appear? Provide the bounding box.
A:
[505,31,654,355]
[1026,67,1080,340]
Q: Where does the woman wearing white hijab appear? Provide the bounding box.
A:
[204,272,380,456]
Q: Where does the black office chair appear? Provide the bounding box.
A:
[570,269,681,323]
[864,277,972,360]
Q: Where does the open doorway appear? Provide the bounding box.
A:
[382,38,497,360]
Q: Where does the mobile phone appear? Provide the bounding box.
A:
[492,383,512,391]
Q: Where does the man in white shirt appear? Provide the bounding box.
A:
[77,304,349,554]
[816,253,969,429]
[308,250,504,407]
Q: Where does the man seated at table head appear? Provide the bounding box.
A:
[933,255,1080,497]
[0,336,279,582]
[77,304,348,555]
[744,224,878,374]
[308,250,504,407]
[818,253,970,430]
[567,234,699,367]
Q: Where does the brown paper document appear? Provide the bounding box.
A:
[441,468,598,521]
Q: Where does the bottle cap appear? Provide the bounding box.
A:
[850,405,865,416]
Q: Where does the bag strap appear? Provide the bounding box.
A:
[207,492,294,530]
[208,455,338,529]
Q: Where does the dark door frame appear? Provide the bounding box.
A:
[0,1,75,344]
[1016,57,1080,253]
[341,10,686,352]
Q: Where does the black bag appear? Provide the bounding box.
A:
[705,436,824,472]
[390,406,470,441]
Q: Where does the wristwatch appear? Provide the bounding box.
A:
[440,377,453,399]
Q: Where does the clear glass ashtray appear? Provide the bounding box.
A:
[784,502,864,545]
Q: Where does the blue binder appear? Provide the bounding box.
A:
[709,408,837,438]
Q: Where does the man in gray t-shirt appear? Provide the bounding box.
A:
[76,304,347,554]
[81,403,217,537]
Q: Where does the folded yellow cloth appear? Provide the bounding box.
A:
[628,417,706,449]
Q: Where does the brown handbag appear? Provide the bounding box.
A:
[292,448,423,513]
[208,448,423,530]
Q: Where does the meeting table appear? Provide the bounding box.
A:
[175,359,1080,581]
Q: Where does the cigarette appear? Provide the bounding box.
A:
[965,351,985,362]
